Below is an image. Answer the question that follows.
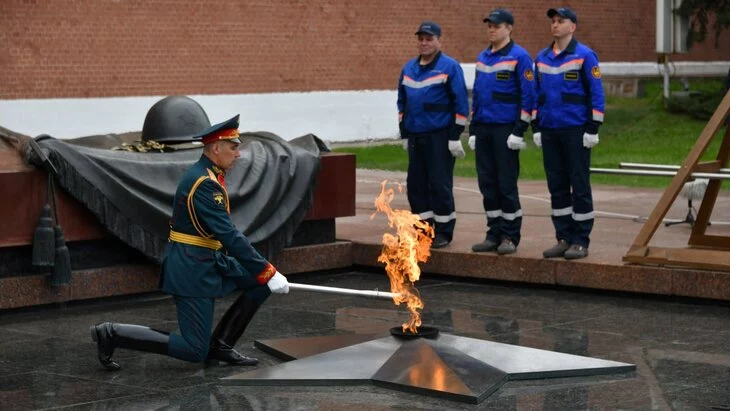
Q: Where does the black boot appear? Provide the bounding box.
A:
[90,322,169,371]
[207,293,263,366]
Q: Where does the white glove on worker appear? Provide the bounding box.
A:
[583,133,599,149]
[402,139,408,151]
[267,271,289,294]
[506,134,526,150]
[467,135,476,150]
[532,132,542,148]
[448,140,466,158]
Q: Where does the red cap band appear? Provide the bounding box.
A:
[202,128,239,145]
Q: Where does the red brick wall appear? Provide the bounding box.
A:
[1,0,728,99]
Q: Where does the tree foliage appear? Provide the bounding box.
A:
[677,0,730,48]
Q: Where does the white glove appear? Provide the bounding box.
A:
[533,132,542,148]
[506,134,526,150]
[583,133,599,149]
[448,140,466,158]
[402,139,408,151]
[468,135,476,150]
[267,271,289,294]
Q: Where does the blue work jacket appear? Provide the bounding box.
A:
[534,38,605,132]
[471,40,535,137]
[397,51,469,135]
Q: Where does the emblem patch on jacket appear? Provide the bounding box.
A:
[591,66,602,79]
[524,69,534,81]
[213,192,225,206]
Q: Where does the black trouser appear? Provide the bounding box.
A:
[406,128,456,240]
[473,122,522,245]
[542,126,594,247]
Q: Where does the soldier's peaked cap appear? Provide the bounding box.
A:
[195,115,241,145]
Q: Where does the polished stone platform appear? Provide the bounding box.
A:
[0,270,728,409]
[225,332,634,404]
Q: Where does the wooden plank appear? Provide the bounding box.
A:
[624,246,730,271]
[687,234,730,250]
[693,160,721,173]
[690,125,730,241]
[624,245,649,258]
[632,90,730,247]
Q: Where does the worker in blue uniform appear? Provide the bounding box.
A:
[533,7,605,260]
[90,115,290,371]
[468,8,535,255]
[397,20,470,249]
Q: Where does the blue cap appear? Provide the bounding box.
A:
[483,9,514,25]
[415,21,441,37]
[547,7,577,23]
[195,115,241,145]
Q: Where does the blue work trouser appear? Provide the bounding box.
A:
[473,122,522,245]
[167,277,271,362]
[406,128,456,240]
[541,126,594,247]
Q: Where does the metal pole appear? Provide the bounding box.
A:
[288,283,400,300]
[619,162,730,173]
[591,168,730,180]
[663,57,671,102]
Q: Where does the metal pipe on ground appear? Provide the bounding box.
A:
[619,162,730,174]
[288,283,399,300]
[591,168,730,180]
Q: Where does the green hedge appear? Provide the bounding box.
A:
[666,91,726,120]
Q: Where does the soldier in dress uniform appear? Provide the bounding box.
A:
[90,115,290,370]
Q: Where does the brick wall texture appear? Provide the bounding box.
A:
[2,0,729,99]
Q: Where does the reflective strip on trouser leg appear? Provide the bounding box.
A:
[475,123,523,243]
[418,211,434,220]
[407,130,456,240]
[543,129,575,242]
[169,296,215,362]
[495,124,522,245]
[566,126,594,247]
[475,125,501,242]
[544,126,594,246]
[407,136,430,218]
[433,211,456,223]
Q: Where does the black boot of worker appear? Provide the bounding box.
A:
[207,293,263,366]
[90,322,170,371]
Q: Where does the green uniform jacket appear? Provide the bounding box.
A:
[159,155,274,298]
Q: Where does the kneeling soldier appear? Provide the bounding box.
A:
[90,115,289,370]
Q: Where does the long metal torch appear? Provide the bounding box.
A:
[288,283,399,300]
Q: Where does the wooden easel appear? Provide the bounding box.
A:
[624,90,730,271]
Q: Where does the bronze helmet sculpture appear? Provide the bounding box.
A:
[141,96,211,143]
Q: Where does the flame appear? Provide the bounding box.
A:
[371,180,434,334]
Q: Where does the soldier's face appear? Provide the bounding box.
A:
[216,141,241,170]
